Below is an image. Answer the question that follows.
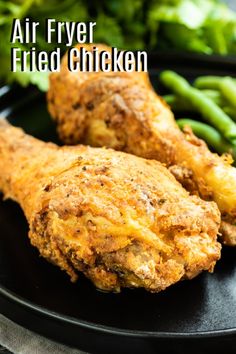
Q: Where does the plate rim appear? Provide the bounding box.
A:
[1,283,236,339]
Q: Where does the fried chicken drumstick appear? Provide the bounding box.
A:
[48,44,236,246]
[0,121,220,292]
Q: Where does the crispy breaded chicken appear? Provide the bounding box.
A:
[48,43,236,246]
[0,121,221,292]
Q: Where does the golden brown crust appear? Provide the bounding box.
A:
[48,43,236,246]
[0,122,221,292]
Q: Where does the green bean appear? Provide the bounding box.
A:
[202,89,222,104]
[160,71,236,143]
[201,90,225,106]
[195,76,236,108]
[194,76,236,90]
[162,95,194,111]
[177,119,236,158]
[220,77,236,108]
[194,76,223,90]
[223,106,236,120]
[201,89,220,99]
[163,94,178,105]
[163,91,224,111]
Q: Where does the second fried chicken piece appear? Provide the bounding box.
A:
[48,44,236,246]
[0,121,221,292]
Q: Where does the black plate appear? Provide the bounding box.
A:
[0,53,236,354]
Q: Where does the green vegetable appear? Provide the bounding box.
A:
[148,0,236,54]
[164,90,225,110]
[194,76,236,109]
[177,118,236,158]
[161,23,212,54]
[163,72,236,158]
[220,77,236,108]
[201,90,226,106]
[194,76,236,90]
[205,24,227,55]
[163,94,194,111]
[223,106,236,120]
[160,71,236,143]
